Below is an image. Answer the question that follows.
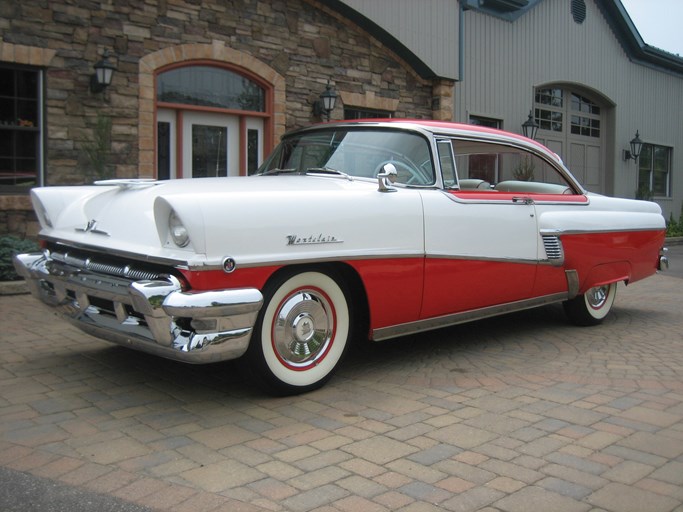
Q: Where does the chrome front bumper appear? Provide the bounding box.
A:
[13,252,263,363]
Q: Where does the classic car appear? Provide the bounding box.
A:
[14,120,668,395]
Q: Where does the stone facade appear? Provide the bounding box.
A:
[0,0,450,237]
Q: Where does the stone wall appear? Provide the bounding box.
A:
[0,196,38,240]
[1,0,442,236]
[1,0,436,186]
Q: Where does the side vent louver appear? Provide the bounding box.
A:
[542,235,564,265]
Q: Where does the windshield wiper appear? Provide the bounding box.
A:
[257,168,300,176]
[305,167,353,181]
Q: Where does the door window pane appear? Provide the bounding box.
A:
[192,125,227,178]
[247,128,259,175]
[157,121,171,180]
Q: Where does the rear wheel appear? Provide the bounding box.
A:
[246,269,351,395]
[563,282,617,326]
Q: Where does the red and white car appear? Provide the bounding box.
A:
[14,120,668,394]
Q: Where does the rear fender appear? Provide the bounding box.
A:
[580,261,631,293]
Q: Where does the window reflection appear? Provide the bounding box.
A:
[157,66,265,112]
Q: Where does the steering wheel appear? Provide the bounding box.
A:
[373,160,424,185]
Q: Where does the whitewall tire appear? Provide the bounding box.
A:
[563,282,617,326]
[247,269,351,395]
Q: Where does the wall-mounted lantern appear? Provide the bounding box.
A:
[313,81,338,121]
[521,110,539,140]
[90,51,117,93]
[623,130,643,163]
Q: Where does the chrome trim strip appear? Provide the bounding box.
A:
[372,292,569,342]
[442,189,591,207]
[566,270,580,299]
[540,227,664,236]
[425,253,538,265]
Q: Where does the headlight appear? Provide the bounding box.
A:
[169,211,190,247]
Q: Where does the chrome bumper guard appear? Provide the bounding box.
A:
[659,247,669,271]
[13,252,263,363]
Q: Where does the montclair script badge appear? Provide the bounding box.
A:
[286,234,343,246]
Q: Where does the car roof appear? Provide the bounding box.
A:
[291,118,554,157]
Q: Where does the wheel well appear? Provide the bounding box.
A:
[263,262,370,342]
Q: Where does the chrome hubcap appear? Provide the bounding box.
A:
[273,290,333,366]
[586,285,609,309]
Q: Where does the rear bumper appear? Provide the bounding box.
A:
[13,252,263,363]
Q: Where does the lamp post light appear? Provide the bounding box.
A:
[521,110,539,140]
[90,51,117,93]
[313,81,338,121]
[624,130,643,162]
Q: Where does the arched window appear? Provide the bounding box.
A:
[155,64,270,179]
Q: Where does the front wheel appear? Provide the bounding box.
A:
[563,282,617,326]
[246,269,352,395]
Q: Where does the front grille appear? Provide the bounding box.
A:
[542,235,564,261]
[48,246,166,281]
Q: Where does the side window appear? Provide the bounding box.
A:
[437,139,457,188]
[453,140,576,194]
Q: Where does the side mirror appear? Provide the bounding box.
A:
[377,163,398,193]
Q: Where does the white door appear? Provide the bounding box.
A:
[182,112,240,178]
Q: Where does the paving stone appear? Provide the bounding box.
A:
[180,460,265,493]
[494,485,591,512]
[280,484,348,512]
[440,486,505,512]
[649,460,683,486]
[601,461,655,484]
[618,431,683,459]
[426,423,497,449]
[587,482,680,512]
[538,476,593,499]
[341,436,419,465]
[399,481,453,504]
[3,275,683,511]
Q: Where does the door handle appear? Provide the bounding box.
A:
[512,196,534,205]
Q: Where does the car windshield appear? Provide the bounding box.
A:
[256,128,435,186]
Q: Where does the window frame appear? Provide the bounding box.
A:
[638,143,672,198]
[155,61,272,179]
[0,64,45,193]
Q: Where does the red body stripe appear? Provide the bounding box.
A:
[176,229,664,334]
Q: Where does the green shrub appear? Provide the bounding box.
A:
[0,236,39,281]
[667,212,683,237]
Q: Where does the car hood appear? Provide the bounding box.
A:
[31,176,425,268]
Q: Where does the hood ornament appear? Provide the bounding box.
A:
[75,219,110,236]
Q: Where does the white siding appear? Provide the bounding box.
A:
[455,0,683,217]
[340,0,460,80]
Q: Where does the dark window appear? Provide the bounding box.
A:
[344,107,392,119]
[570,93,600,138]
[157,66,265,112]
[638,144,672,197]
[0,65,42,192]
[469,115,502,129]
[534,88,564,132]
[247,129,259,174]
[157,121,171,180]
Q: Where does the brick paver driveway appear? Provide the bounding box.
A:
[1,258,682,512]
